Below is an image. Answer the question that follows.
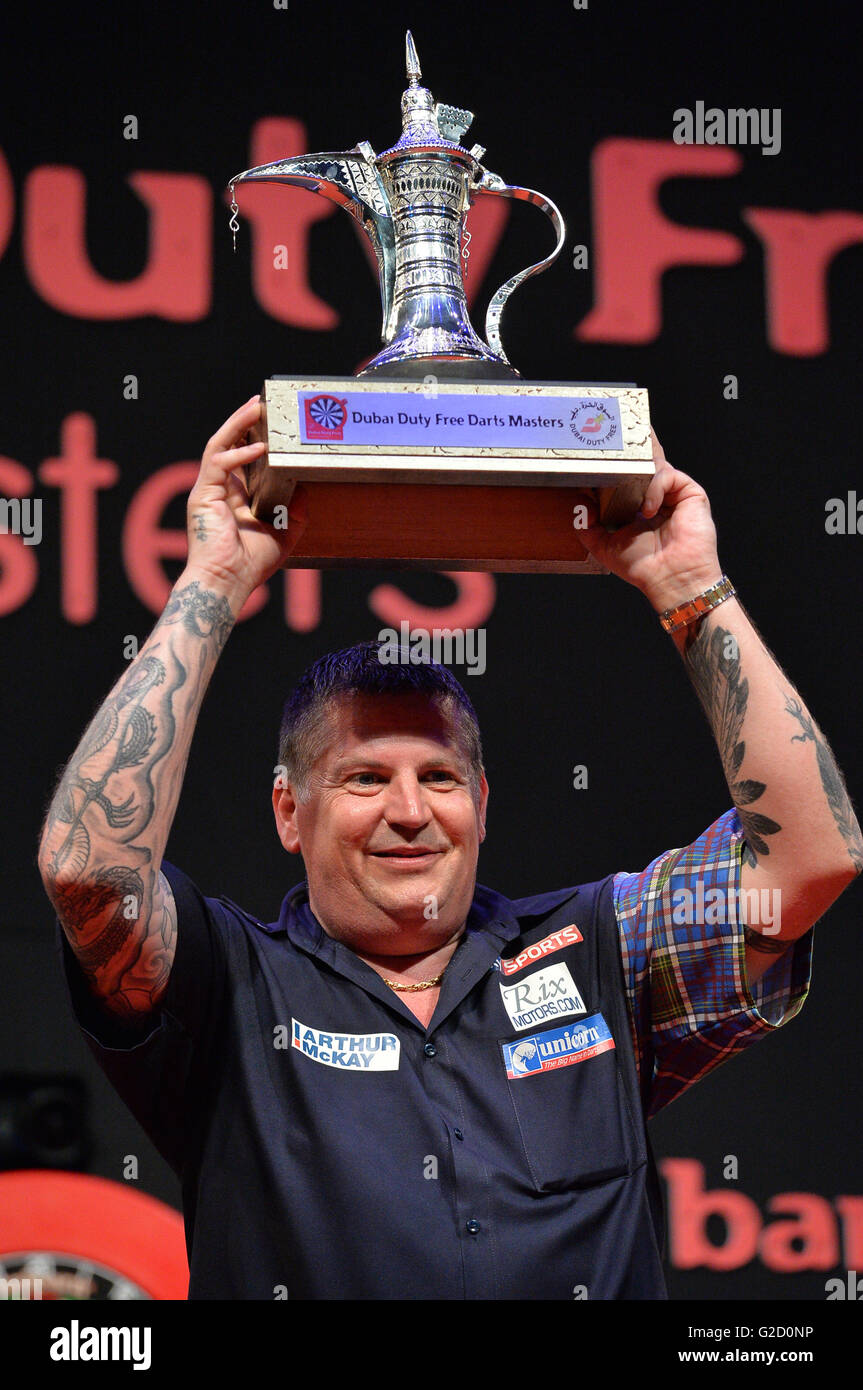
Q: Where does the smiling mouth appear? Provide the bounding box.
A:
[371,850,443,859]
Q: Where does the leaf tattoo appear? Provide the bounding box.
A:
[684,621,781,868]
[785,696,863,871]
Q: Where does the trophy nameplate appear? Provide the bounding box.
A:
[228,32,655,573]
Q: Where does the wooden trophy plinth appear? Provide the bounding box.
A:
[246,377,655,574]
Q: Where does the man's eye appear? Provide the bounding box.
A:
[349,771,457,786]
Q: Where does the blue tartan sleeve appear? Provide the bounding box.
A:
[612,807,814,1117]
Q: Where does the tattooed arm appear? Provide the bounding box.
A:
[573,432,862,987]
[667,600,861,982]
[38,396,306,1024]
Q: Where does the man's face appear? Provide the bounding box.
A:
[273,692,489,956]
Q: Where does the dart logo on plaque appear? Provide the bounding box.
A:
[303,396,349,442]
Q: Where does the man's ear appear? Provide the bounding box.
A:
[478,772,489,843]
[272,780,302,854]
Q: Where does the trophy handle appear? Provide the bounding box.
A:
[472,181,566,366]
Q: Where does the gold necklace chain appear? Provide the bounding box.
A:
[383,973,444,992]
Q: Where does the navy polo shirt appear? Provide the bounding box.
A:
[57,863,667,1300]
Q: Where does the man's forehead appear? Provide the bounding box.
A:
[325,690,458,743]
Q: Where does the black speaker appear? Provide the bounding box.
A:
[0,1075,91,1171]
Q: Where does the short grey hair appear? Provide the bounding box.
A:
[277,640,484,803]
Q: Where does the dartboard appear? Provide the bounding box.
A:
[0,1171,188,1300]
[0,1252,150,1301]
[306,395,347,430]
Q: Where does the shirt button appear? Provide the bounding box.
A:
[423,1042,437,1057]
[466,1219,481,1235]
[453,1128,464,1141]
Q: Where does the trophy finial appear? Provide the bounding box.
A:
[405,30,421,86]
[381,29,476,161]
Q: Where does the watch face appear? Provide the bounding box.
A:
[0,1171,188,1301]
[0,1252,150,1301]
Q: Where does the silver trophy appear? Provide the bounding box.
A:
[225,31,653,573]
[228,31,564,380]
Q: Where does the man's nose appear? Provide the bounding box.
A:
[383,775,432,826]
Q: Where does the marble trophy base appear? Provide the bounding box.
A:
[245,374,655,574]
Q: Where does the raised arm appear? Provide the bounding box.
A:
[38,396,305,1023]
[573,432,862,986]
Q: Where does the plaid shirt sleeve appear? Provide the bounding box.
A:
[613,807,814,1117]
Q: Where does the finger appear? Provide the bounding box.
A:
[205,398,263,457]
[640,466,676,516]
[566,492,611,562]
[649,426,668,467]
[200,438,268,488]
[641,465,707,518]
[226,467,251,508]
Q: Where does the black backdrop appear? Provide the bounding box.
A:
[2,0,862,1300]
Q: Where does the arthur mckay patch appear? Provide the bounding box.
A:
[500,962,587,1032]
[291,1019,400,1071]
[502,1013,615,1080]
[497,924,583,977]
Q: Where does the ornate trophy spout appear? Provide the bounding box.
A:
[228,30,565,379]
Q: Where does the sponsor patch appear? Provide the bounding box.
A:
[500,962,586,1032]
[291,1018,400,1071]
[497,923,583,977]
[502,1013,615,1080]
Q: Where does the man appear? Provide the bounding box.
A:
[38,396,861,1299]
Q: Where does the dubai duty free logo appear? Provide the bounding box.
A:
[303,393,348,440]
[569,400,620,448]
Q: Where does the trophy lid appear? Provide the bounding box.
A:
[377,31,478,166]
